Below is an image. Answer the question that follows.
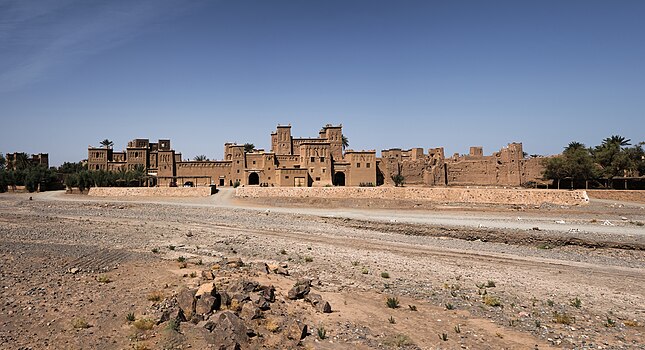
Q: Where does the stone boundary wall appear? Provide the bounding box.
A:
[88,187,213,197]
[236,187,589,206]
[586,190,645,204]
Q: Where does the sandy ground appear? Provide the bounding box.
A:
[0,190,644,349]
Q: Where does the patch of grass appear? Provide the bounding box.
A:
[195,259,203,265]
[166,319,180,332]
[280,249,287,255]
[168,245,175,251]
[605,317,616,327]
[178,262,187,269]
[151,248,159,254]
[361,268,369,274]
[408,305,417,311]
[439,333,448,341]
[317,324,327,340]
[189,271,197,278]
[386,297,400,309]
[147,291,163,302]
[445,303,455,310]
[383,334,414,347]
[454,324,461,333]
[546,299,555,307]
[570,297,582,308]
[126,312,135,322]
[388,316,396,324]
[96,275,111,283]
[304,256,313,263]
[177,256,186,263]
[351,261,360,266]
[381,272,390,279]
[133,318,155,330]
[624,320,639,327]
[265,318,280,333]
[537,243,552,250]
[534,320,541,328]
[553,311,574,325]
[72,318,90,329]
[486,280,496,288]
[483,295,502,307]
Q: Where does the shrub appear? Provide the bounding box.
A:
[408,305,417,311]
[486,280,496,288]
[72,318,90,329]
[147,291,163,302]
[96,275,111,283]
[445,303,455,310]
[126,312,135,322]
[133,318,155,330]
[553,311,574,325]
[483,295,502,307]
[304,256,313,262]
[388,316,396,324]
[570,297,582,308]
[381,272,390,278]
[317,325,327,339]
[386,297,400,309]
[439,333,448,341]
[177,256,186,263]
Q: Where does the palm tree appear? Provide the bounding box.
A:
[100,139,114,148]
[193,155,208,161]
[244,143,256,153]
[564,142,585,152]
[341,135,349,151]
[602,135,631,147]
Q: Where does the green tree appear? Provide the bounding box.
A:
[58,161,86,174]
[593,135,634,178]
[0,153,5,170]
[543,142,598,188]
[342,135,349,151]
[193,155,208,161]
[243,143,256,153]
[391,164,405,187]
[100,139,114,148]
[12,152,31,171]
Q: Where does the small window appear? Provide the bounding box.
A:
[285,176,289,179]
[268,177,271,180]
[253,161,256,165]
[366,163,371,168]
[237,170,240,173]
[310,168,314,173]
[310,157,315,162]
[315,177,321,181]
[322,168,326,173]
[320,157,325,162]
[356,163,361,168]
[236,160,239,164]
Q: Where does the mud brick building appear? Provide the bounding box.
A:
[87,124,545,188]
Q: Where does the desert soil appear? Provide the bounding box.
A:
[0,189,644,350]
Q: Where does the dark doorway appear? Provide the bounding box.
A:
[248,172,260,185]
[219,178,225,186]
[334,172,345,186]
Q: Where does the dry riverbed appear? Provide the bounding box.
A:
[0,192,643,349]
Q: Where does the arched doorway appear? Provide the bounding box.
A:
[334,172,345,186]
[248,172,260,185]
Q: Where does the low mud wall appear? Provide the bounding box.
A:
[236,187,589,206]
[88,187,213,197]
[586,190,645,204]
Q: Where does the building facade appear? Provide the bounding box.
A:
[87,124,544,188]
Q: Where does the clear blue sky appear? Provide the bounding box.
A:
[1,0,643,166]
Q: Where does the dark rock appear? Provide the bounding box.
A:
[206,311,249,349]
[287,279,311,300]
[305,293,332,313]
[259,285,275,303]
[287,320,308,341]
[218,291,231,308]
[275,267,289,276]
[196,294,216,315]
[201,270,215,280]
[255,296,270,311]
[240,302,262,320]
[158,307,186,325]
[176,288,197,320]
